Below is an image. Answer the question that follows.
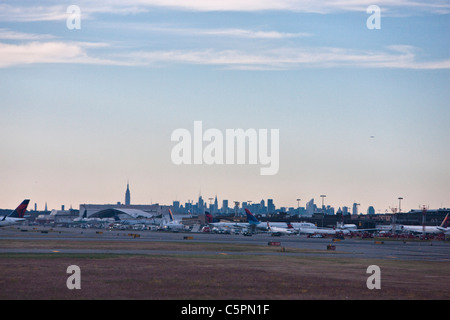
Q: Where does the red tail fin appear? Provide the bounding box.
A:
[441,213,449,228]
[10,200,30,218]
[205,212,213,223]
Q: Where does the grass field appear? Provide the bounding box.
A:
[0,239,449,300]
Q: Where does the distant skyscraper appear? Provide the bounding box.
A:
[306,199,315,216]
[198,194,204,213]
[268,199,275,213]
[367,206,375,215]
[352,203,359,215]
[214,195,218,214]
[342,206,349,215]
[260,199,267,214]
[125,182,131,205]
[222,200,228,214]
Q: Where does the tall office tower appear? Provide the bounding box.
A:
[260,199,266,214]
[305,198,315,216]
[352,203,359,215]
[268,199,275,213]
[198,195,204,213]
[367,206,375,215]
[326,205,335,215]
[125,182,131,205]
[214,195,218,214]
[222,200,228,214]
[173,201,180,211]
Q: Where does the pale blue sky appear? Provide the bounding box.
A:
[0,1,449,212]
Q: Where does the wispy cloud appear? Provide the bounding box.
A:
[182,28,310,39]
[0,3,145,22]
[115,0,450,14]
[1,40,448,70]
[0,41,121,68]
[0,28,56,41]
[0,4,68,22]
[1,0,448,22]
[120,45,450,70]
[139,26,311,39]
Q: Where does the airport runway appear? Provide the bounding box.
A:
[0,226,449,261]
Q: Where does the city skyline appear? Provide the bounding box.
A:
[16,181,445,216]
[1,1,449,212]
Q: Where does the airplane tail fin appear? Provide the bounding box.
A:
[8,200,30,219]
[168,209,174,222]
[440,213,449,228]
[205,212,213,224]
[245,208,259,225]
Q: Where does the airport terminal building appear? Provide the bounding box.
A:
[79,204,170,220]
[78,183,173,221]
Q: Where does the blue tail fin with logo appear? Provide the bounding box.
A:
[245,208,260,225]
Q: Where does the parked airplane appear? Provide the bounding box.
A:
[0,199,30,227]
[208,209,291,232]
[297,225,345,235]
[207,211,250,230]
[400,213,449,234]
[336,222,358,230]
[161,209,186,231]
[266,222,296,236]
[289,221,317,230]
[245,209,301,231]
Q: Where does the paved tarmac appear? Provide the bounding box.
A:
[0,226,449,261]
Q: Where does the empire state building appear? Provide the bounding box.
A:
[125,182,131,205]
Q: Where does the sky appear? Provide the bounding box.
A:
[0,0,449,213]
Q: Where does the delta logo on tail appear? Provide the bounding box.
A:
[245,208,260,225]
[0,199,30,227]
[11,199,30,218]
[205,212,213,224]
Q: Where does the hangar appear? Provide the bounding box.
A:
[89,208,154,220]
[79,204,171,220]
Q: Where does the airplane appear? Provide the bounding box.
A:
[0,199,30,227]
[266,222,296,236]
[245,209,302,231]
[336,222,358,231]
[297,225,345,235]
[399,213,449,234]
[294,220,370,235]
[160,209,186,231]
[206,211,249,230]
[207,209,288,232]
[208,209,360,236]
[289,221,317,230]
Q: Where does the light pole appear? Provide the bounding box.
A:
[209,198,214,214]
[320,195,326,213]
